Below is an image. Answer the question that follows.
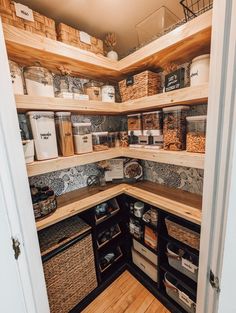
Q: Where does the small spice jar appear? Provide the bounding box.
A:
[55,112,74,157]
[186,115,207,153]
[163,106,190,151]
[101,85,115,102]
[92,132,109,151]
[9,60,24,95]
[24,65,54,97]
[72,122,93,154]
[84,81,103,101]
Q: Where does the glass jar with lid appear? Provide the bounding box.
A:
[92,132,109,151]
[9,60,24,95]
[24,65,54,97]
[55,112,74,157]
[186,115,207,153]
[163,105,190,151]
[84,81,103,101]
[72,123,93,154]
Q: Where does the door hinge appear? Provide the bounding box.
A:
[209,269,221,293]
[12,237,21,260]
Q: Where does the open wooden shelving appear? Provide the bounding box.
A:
[16,84,208,115]
[4,10,212,80]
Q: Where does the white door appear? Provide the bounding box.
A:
[0,18,50,313]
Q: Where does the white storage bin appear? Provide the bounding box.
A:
[9,60,24,95]
[132,248,158,282]
[190,54,210,86]
[133,239,157,266]
[27,111,58,160]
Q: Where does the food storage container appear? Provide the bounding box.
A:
[108,132,119,148]
[186,115,207,153]
[128,114,142,136]
[92,132,109,151]
[72,123,93,154]
[190,54,210,86]
[9,60,24,95]
[134,201,145,218]
[142,111,163,136]
[24,65,54,97]
[101,85,115,102]
[119,131,129,147]
[27,111,58,160]
[132,248,158,282]
[22,140,34,164]
[84,81,102,101]
[55,112,74,157]
[163,106,190,151]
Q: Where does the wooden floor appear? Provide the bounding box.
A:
[82,271,170,313]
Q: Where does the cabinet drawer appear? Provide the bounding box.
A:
[132,248,158,282]
[133,239,157,265]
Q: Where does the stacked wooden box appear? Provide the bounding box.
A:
[57,23,104,55]
[0,0,56,39]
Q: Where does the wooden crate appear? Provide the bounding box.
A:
[57,23,104,55]
[0,0,56,39]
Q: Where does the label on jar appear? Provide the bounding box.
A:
[182,258,197,273]
[40,132,52,140]
[15,3,34,21]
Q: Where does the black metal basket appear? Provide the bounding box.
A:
[180,0,213,21]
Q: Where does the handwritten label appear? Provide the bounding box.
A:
[14,2,34,22]
[182,258,198,274]
[179,291,192,308]
[79,31,91,45]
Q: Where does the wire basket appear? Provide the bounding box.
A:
[180,0,213,21]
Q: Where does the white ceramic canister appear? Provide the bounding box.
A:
[22,140,34,163]
[190,54,210,86]
[101,85,115,102]
[134,201,145,218]
[107,50,118,61]
[27,111,58,160]
[9,60,24,95]
[24,66,54,97]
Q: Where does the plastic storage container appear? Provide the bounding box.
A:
[163,106,190,150]
[72,123,93,154]
[108,132,119,148]
[55,112,74,157]
[186,115,207,153]
[142,111,163,136]
[24,65,54,97]
[92,132,109,151]
[9,60,24,95]
[101,85,115,102]
[190,54,210,86]
[84,81,102,101]
[27,111,58,160]
[128,114,142,136]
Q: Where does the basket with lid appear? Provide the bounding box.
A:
[163,105,190,151]
[24,65,54,97]
[55,112,74,157]
[186,115,207,153]
[73,122,93,154]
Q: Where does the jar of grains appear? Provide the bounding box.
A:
[186,115,207,153]
[55,112,74,156]
[84,81,103,101]
[142,111,163,136]
[163,106,190,151]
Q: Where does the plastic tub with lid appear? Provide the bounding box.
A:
[73,123,93,154]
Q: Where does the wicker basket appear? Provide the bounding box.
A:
[39,216,97,313]
[0,0,56,39]
[165,217,200,250]
[119,70,162,102]
[57,23,104,55]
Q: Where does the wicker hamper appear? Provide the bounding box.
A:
[165,216,200,250]
[57,23,104,55]
[38,216,97,313]
[0,0,56,39]
[119,70,162,102]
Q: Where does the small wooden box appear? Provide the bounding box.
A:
[0,0,56,39]
[57,23,104,55]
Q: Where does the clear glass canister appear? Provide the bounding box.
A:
[92,132,109,151]
[163,105,190,151]
[9,60,24,95]
[186,115,207,153]
[84,81,103,101]
[55,112,74,157]
[24,65,54,97]
[72,123,92,135]
[72,123,93,154]
[128,114,142,136]
[142,111,163,136]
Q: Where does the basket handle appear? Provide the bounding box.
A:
[163,280,178,293]
[166,252,181,260]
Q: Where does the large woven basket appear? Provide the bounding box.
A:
[39,216,97,313]
[57,23,104,55]
[165,217,200,250]
[0,0,56,39]
[119,70,162,102]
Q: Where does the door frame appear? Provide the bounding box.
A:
[0,19,50,313]
[197,0,236,312]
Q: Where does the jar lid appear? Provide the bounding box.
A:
[92,132,108,136]
[142,111,162,115]
[134,201,144,209]
[162,105,190,112]
[73,122,92,127]
[102,84,114,88]
[128,113,141,117]
[55,112,71,116]
[186,115,207,121]
[192,54,210,63]
[27,111,54,116]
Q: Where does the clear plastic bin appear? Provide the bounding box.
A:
[92,132,109,151]
[186,115,207,153]
[142,111,163,136]
[72,123,93,154]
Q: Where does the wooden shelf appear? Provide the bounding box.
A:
[15,84,208,115]
[36,181,202,231]
[4,10,212,80]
